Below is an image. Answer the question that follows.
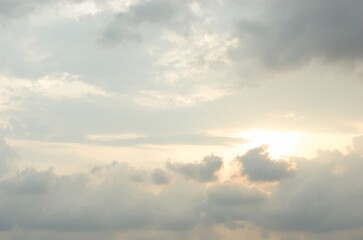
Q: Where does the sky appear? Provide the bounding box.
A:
[1,0,363,239]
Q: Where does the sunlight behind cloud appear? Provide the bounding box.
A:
[238,129,301,159]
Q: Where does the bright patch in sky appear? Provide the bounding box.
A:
[239,129,300,159]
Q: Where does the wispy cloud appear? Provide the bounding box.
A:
[0,73,110,111]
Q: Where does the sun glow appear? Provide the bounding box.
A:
[239,129,301,159]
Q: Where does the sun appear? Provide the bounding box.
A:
[238,129,300,159]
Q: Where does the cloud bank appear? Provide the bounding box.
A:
[1,137,363,239]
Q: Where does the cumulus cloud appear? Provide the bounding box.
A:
[256,149,363,232]
[151,168,170,185]
[0,138,363,239]
[0,160,206,234]
[166,155,223,182]
[203,183,267,228]
[207,183,267,206]
[236,0,363,68]
[0,163,156,232]
[236,146,295,182]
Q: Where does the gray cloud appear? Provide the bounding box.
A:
[166,155,223,182]
[151,168,170,185]
[207,183,267,206]
[0,162,207,233]
[0,0,54,18]
[256,149,363,232]
[0,140,363,238]
[352,135,363,154]
[101,0,194,45]
[0,168,54,195]
[0,165,156,232]
[203,183,267,227]
[0,138,15,177]
[237,146,295,182]
[236,0,363,68]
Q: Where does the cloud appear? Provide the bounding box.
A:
[0,0,54,18]
[236,0,363,68]
[151,168,170,185]
[85,132,242,147]
[352,135,363,154]
[166,155,223,182]
[0,168,54,195]
[236,145,295,182]
[255,149,363,232]
[135,88,227,109]
[31,73,110,99]
[0,73,110,112]
[0,138,14,177]
[1,138,363,238]
[0,0,128,19]
[101,0,195,45]
[0,163,155,232]
[203,183,267,227]
[207,183,267,206]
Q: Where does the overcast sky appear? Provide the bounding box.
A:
[1,0,363,239]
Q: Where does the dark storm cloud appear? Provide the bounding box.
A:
[236,146,295,182]
[166,155,223,182]
[236,0,363,68]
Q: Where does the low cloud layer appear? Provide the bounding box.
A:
[1,137,363,239]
